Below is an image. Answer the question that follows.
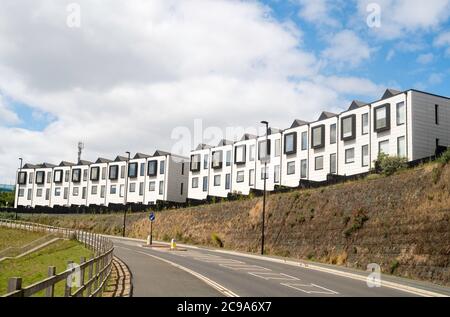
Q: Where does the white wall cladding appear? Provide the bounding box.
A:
[50,166,72,207]
[281,124,309,188]
[165,156,189,203]
[255,132,282,191]
[188,147,211,200]
[69,164,90,207]
[15,168,35,208]
[32,168,53,207]
[106,160,127,205]
[209,144,234,198]
[232,138,257,195]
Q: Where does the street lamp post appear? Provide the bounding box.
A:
[16,158,23,220]
[123,151,131,237]
[260,121,269,256]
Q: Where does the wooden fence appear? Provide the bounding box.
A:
[0,219,114,297]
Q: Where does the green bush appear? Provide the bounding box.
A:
[211,233,224,248]
[373,153,407,176]
[437,148,450,164]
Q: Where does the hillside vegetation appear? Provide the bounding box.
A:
[15,161,450,286]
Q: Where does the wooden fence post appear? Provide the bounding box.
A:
[65,261,73,297]
[79,257,86,297]
[7,277,22,295]
[87,258,94,297]
[46,266,56,297]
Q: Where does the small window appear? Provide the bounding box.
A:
[396,102,406,125]
[36,171,45,185]
[202,176,208,192]
[159,181,164,195]
[214,175,221,186]
[27,189,32,200]
[226,151,232,167]
[284,132,297,155]
[160,161,165,175]
[73,187,79,197]
[109,165,119,180]
[181,162,185,175]
[91,186,97,195]
[374,104,391,132]
[362,113,369,135]
[140,163,145,177]
[235,145,246,164]
[274,165,280,183]
[18,171,27,185]
[180,183,184,195]
[236,171,244,183]
[120,166,125,179]
[311,125,325,149]
[64,187,68,200]
[301,132,308,151]
[148,160,158,176]
[149,181,156,191]
[341,115,356,141]
[128,163,138,178]
[212,151,223,169]
[54,170,63,183]
[100,185,106,198]
[330,153,337,173]
[139,182,144,196]
[36,189,43,197]
[435,104,439,125]
[119,185,124,197]
[379,140,389,155]
[287,162,295,175]
[102,167,107,180]
[315,156,324,171]
[397,136,406,157]
[225,174,231,189]
[45,189,50,200]
[90,167,100,181]
[190,154,201,172]
[18,189,24,197]
[72,169,81,183]
[203,154,209,170]
[249,145,256,161]
[330,124,337,144]
[82,187,86,199]
[83,169,88,181]
[191,177,199,189]
[47,172,52,184]
[249,169,255,186]
[110,185,117,195]
[28,172,33,184]
[261,166,269,180]
[65,170,70,182]
[129,183,136,193]
[362,145,369,167]
[258,140,271,161]
[274,139,281,157]
[345,148,355,164]
[300,160,307,178]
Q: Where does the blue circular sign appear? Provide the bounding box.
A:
[149,212,155,222]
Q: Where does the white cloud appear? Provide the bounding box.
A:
[434,31,450,56]
[0,95,20,126]
[416,53,434,64]
[0,0,383,183]
[321,30,372,68]
[297,0,341,27]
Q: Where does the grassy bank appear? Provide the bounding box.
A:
[0,227,46,251]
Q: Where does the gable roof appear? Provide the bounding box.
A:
[217,139,233,147]
[77,160,92,166]
[348,100,367,111]
[382,88,401,99]
[133,153,151,159]
[59,161,75,167]
[153,150,171,157]
[95,158,112,164]
[37,163,57,169]
[195,144,213,151]
[22,163,37,169]
[290,119,309,129]
[114,156,128,162]
[239,134,257,141]
[318,111,338,121]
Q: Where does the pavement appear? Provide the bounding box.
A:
[110,237,450,297]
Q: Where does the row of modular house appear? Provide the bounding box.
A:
[14,151,189,208]
[188,89,450,200]
[14,88,450,208]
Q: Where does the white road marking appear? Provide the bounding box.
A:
[281,283,339,295]
[220,264,272,271]
[249,272,300,281]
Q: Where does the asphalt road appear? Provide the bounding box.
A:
[111,237,450,297]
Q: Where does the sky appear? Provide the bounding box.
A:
[0,0,450,183]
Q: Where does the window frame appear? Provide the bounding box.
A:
[128,162,138,178]
[397,136,406,158]
[330,123,337,144]
[362,113,369,135]
[214,175,221,187]
[35,171,45,185]
[72,168,81,183]
[374,103,391,133]
[345,148,355,164]
[315,156,324,171]
[396,102,406,126]
[147,160,158,177]
[284,132,297,155]
[191,177,199,189]
[362,145,369,167]
[258,140,271,161]
[311,125,325,149]
[379,140,389,155]
[236,171,245,183]
[54,170,63,183]
[90,166,100,181]
[341,114,356,141]
[109,165,119,180]
[330,153,337,174]
[190,154,201,172]
[18,171,27,185]
[211,151,223,169]
[234,145,246,165]
[301,131,308,151]
[287,161,295,175]
[300,159,307,179]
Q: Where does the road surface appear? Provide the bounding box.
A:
[110,237,450,297]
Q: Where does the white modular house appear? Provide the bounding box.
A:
[232,134,257,195]
[32,163,56,207]
[281,120,310,188]
[106,156,128,206]
[255,128,283,191]
[86,158,112,206]
[308,112,339,182]
[188,144,213,201]
[145,150,189,204]
[126,153,151,204]
[15,164,38,208]
[69,160,92,207]
[209,140,234,198]
[51,161,75,207]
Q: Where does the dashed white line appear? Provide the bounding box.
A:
[249,272,300,281]
[281,283,339,295]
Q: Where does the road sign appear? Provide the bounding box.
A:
[149,212,155,222]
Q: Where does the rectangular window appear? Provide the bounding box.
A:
[249,145,256,161]
[46,172,51,184]
[83,169,88,181]
[109,165,119,180]
[212,151,223,169]
[341,115,356,141]
[18,171,27,185]
[18,189,24,197]
[362,145,369,167]
[396,102,406,125]
[301,160,307,179]
[330,153,337,173]
[139,182,144,196]
[274,165,280,183]
[315,156,324,171]
[54,170,63,183]
[226,151,232,167]
[72,169,81,183]
[159,181,164,195]
[214,175,221,186]
[64,187,68,200]
[140,163,145,177]
[102,167,107,180]
[73,187,79,197]
[374,104,391,132]
[100,185,106,198]
[160,160,165,175]
[180,183,184,195]
[110,185,117,195]
[236,171,244,183]
[36,189,43,198]
[435,104,439,125]
[119,185,124,197]
[284,132,297,155]
[274,139,281,157]
[55,187,61,197]
[36,171,45,184]
[397,136,406,157]
[28,172,34,184]
[235,145,246,164]
[91,186,97,195]
[90,167,100,181]
[301,131,308,151]
[190,154,201,172]
[225,174,231,190]
[345,148,355,164]
[204,154,209,170]
[191,177,198,189]
[202,176,208,192]
[181,163,185,175]
[65,170,70,182]
[362,113,369,135]
[287,162,295,175]
[120,166,125,179]
[330,124,337,144]
[27,189,32,200]
[128,183,135,193]
[261,166,269,180]
[45,189,50,200]
[311,125,325,149]
[82,187,86,199]
[128,163,138,178]
[249,169,255,186]
[149,181,156,192]
[258,140,271,161]
[148,160,158,176]
[379,140,389,155]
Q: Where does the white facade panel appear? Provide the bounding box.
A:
[106,161,127,206]
[188,148,211,200]
[51,166,72,207]
[32,168,53,207]
[209,144,233,198]
[255,132,282,191]
[232,138,257,195]
[281,125,309,187]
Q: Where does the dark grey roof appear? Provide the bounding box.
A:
[59,161,75,167]
[77,160,92,166]
[37,163,57,169]
[348,100,367,111]
[95,158,112,164]
[22,163,37,169]
[153,150,171,157]
[217,139,233,147]
[290,119,309,129]
[318,111,338,121]
[382,88,401,99]
[195,144,213,151]
[240,134,257,141]
[114,156,128,162]
[133,153,151,159]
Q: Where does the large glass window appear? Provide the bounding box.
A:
[109,165,119,180]
[214,175,221,186]
[301,160,307,178]
[72,169,81,183]
[128,163,138,178]
[330,124,337,144]
[330,153,337,173]
[284,132,297,155]
[362,145,369,167]
[341,115,356,141]
[362,113,369,135]
[397,136,406,157]
[315,156,324,171]
[190,154,201,172]
[18,172,27,185]
[379,140,389,154]
[148,160,158,176]
[396,102,405,125]
[374,104,390,132]
[235,145,246,164]
[36,171,45,184]
[90,167,100,181]
[311,125,325,149]
[237,171,244,183]
[212,151,223,169]
[287,162,295,175]
[54,170,63,183]
[301,132,308,151]
[345,148,355,164]
[258,140,271,161]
